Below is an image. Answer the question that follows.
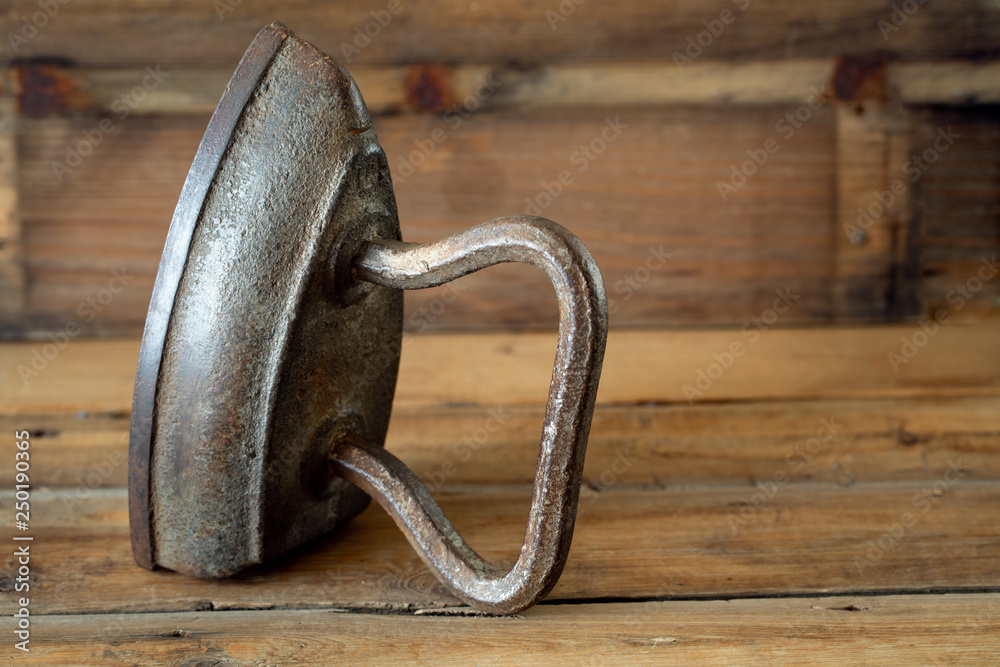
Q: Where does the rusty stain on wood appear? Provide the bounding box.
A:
[405,64,456,113]
[14,61,89,117]
[832,54,887,107]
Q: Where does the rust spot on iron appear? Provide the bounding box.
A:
[405,64,456,114]
[15,61,88,117]
[832,54,887,105]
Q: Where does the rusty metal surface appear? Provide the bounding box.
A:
[130,22,608,614]
[129,22,402,577]
[334,216,608,614]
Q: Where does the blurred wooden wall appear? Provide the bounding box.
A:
[0,0,998,338]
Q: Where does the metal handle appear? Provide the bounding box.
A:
[327,215,608,614]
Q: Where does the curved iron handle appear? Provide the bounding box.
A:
[328,215,608,614]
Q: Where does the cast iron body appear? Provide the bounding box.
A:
[129,22,607,614]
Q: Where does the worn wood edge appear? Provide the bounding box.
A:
[18,60,1000,119]
[2,482,998,615]
[2,320,999,413]
[1,594,997,664]
[3,394,999,488]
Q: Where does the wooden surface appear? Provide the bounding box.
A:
[1,4,999,336]
[1,322,998,663]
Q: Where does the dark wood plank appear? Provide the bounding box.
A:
[1,1,997,68]
[13,105,842,335]
[913,106,1000,323]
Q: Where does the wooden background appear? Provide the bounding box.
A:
[0,0,997,338]
[1,1,999,664]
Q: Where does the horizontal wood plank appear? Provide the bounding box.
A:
[3,394,999,490]
[1,1,998,68]
[14,105,843,334]
[1,482,997,615]
[3,595,998,664]
[3,321,999,414]
[29,61,1000,121]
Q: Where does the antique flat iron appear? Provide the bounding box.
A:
[128,22,607,614]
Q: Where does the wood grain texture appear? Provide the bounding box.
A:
[3,394,998,490]
[7,80,997,336]
[21,60,1000,120]
[3,320,999,414]
[3,595,998,665]
[1,482,998,615]
[13,105,843,335]
[914,107,1000,323]
[0,1,997,67]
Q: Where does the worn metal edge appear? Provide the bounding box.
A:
[127,22,291,571]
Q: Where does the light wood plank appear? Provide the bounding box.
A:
[3,320,1000,414]
[3,395,998,489]
[3,595,998,665]
[48,60,1000,118]
[1,482,997,615]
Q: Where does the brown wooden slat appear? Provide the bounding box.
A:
[3,595,998,664]
[19,61,1000,122]
[13,105,842,334]
[3,394,998,490]
[0,1,998,68]
[914,107,1000,323]
[1,482,997,615]
[3,321,1000,414]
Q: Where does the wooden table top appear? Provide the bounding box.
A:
[2,321,998,663]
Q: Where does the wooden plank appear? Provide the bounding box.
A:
[829,52,922,321]
[0,1,997,68]
[912,107,1000,323]
[0,69,24,337]
[895,61,1000,105]
[1,482,997,614]
[13,106,841,335]
[3,394,999,490]
[32,60,1000,119]
[3,595,998,664]
[3,321,1000,414]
